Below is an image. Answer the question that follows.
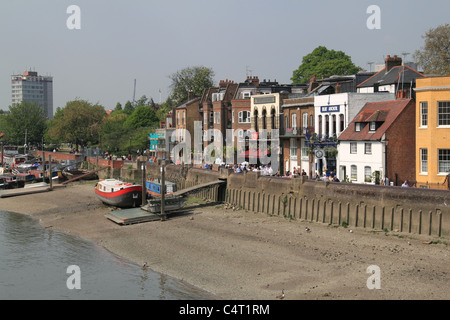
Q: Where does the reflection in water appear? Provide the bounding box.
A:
[0,211,215,300]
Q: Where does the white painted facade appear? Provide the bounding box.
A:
[337,140,385,183]
[312,92,395,175]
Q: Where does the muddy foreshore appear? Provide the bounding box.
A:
[1,182,449,300]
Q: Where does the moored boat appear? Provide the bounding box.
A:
[95,179,143,208]
[146,178,177,197]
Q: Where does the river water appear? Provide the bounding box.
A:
[0,210,215,300]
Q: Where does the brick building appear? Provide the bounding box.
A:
[280,97,315,176]
[337,99,416,185]
[174,97,201,163]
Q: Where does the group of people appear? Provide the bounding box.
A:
[314,170,340,182]
[229,164,275,175]
[284,167,308,178]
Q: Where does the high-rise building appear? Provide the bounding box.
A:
[11,70,53,119]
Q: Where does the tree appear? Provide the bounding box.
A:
[114,102,122,112]
[101,112,129,153]
[124,105,159,129]
[1,101,47,146]
[291,46,361,84]
[414,24,450,75]
[169,66,215,104]
[123,100,134,115]
[47,99,107,151]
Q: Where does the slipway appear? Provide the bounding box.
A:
[105,207,163,225]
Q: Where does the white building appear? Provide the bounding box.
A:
[337,99,415,184]
[312,92,395,175]
[11,70,53,119]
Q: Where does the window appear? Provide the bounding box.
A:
[420,102,428,127]
[420,148,428,174]
[364,166,372,183]
[355,122,361,132]
[369,122,376,132]
[350,142,357,154]
[438,101,450,126]
[238,129,251,142]
[292,113,297,128]
[232,111,234,123]
[290,139,297,159]
[438,149,450,174]
[301,140,308,159]
[303,112,308,133]
[318,115,322,134]
[238,111,250,123]
[364,143,372,154]
[351,165,357,180]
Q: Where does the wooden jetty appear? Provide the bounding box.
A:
[104,180,225,225]
[171,180,226,197]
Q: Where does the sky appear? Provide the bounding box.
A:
[0,0,449,113]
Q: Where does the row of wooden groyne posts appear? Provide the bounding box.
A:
[134,164,449,239]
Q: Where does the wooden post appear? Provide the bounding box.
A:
[141,161,146,207]
[42,152,46,181]
[49,154,53,190]
[161,160,166,221]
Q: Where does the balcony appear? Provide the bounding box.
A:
[280,127,306,138]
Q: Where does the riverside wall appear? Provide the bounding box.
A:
[97,163,450,238]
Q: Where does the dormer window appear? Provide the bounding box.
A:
[369,122,376,132]
[355,122,361,132]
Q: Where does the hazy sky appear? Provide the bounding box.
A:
[1,0,449,113]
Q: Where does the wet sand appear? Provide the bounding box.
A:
[1,182,449,300]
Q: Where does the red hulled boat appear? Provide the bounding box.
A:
[95,179,143,208]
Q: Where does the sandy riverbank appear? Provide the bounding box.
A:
[1,181,449,300]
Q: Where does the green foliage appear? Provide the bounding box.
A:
[291,46,361,84]
[124,106,159,129]
[414,24,450,75]
[47,99,106,151]
[123,100,134,115]
[1,101,47,145]
[169,66,215,104]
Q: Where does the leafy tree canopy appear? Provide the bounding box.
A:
[291,46,361,84]
[124,105,159,129]
[169,66,215,105]
[1,101,47,146]
[47,99,106,151]
[414,24,450,75]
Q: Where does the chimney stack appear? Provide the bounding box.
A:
[385,55,402,73]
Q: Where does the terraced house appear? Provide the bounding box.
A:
[415,76,450,189]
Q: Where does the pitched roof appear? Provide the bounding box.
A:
[175,97,201,109]
[357,65,425,88]
[338,99,414,141]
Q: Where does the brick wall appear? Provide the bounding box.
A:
[386,99,416,186]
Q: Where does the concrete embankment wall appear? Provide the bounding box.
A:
[97,163,450,238]
[225,171,450,238]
